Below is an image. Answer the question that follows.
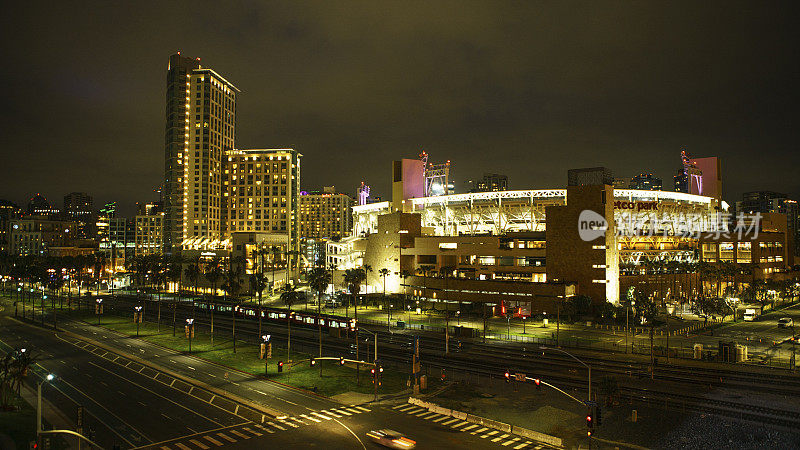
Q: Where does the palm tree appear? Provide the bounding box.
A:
[167,255,183,336]
[280,283,302,363]
[222,259,243,353]
[309,267,332,375]
[250,272,269,338]
[378,268,391,331]
[184,258,200,297]
[270,245,282,295]
[204,257,223,345]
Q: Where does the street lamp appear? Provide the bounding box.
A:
[134,306,143,337]
[186,318,195,351]
[541,346,592,401]
[95,299,103,325]
[37,373,56,445]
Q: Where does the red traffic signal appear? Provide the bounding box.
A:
[586,414,593,428]
[310,358,316,366]
[339,357,345,365]
[278,361,284,373]
[534,378,541,390]
[504,370,510,383]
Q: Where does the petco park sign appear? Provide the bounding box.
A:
[614,200,659,211]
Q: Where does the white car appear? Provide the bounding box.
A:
[366,429,417,449]
[778,317,794,328]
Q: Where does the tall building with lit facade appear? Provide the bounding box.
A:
[135,202,164,257]
[222,148,302,254]
[629,173,663,191]
[63,192,94,238]
[0,200,21,254]
[299,187,353,240]
[736,191,799,257]
[163,53,238,253]
[465,173,508,193]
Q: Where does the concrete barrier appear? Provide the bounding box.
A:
[466,414,512,433]
[512,426,562,447]
[451,410,467,420]
[430,405,452,416]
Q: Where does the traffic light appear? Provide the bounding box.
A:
[310,358,316,367]
[504,370,510,383]
[339,356,345,365]
[348,318,357,331]
[596,406,602,426]
[586,412,594,430]
[278,361,284,373]
[534,378,541,390]
[370,367,376,384]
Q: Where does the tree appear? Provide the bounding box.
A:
[222,259,243,353]
[167,255,183,336]
[598,376,619,407]
[1,350,36,410]
[634,290,659,377]
[308,267,332,374]
[204,257,223,345]
[280,283,302,363]
[270,245,282,295]
[378,268,391,331]
[250,272,269,338]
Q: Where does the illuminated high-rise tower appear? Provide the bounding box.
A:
[163,53,239,252]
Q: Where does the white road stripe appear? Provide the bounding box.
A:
[254,424,274,434]
[229,430,250,439]
[482,430,499,438]
[278,420,298,428]
[461,424,479,431]
[451,422,470,428]
[189,439,209,449]
[492,434,510,442]
[217,433,236,443]
[405,407,426,414]
[174,443,192,450]
[267,421,287,430]
[470,426,488,435]
[344,408,361,414]
[354,406,371,412]
[432,415,450,423]
[242,427,262,436]
[412,410,433,417]
[502,437,520,446]
[333,408,352,416]
[392,404,409,409]
[323,409,342,418]
[301,414,321,423]
[312,412,332,420]
[441,418,460,425]
[396,404,416,412]
[203,435,223,446]
[513,442,530,449]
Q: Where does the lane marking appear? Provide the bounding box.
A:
[482,430,499,438]
[323,409,342,418]
[451,421,470,428]
[492,434,511,442]
[229,430,249,440]
[513,442,530,449]
[502,437,520,446]
[242,427,262,437]
[344,407,361,414]
[441,418,460,425]
[189,441,209,450]
[432,415,449,423]
[300,414,321,423]
[312,412,332,420]
[332,418,367,450]
[254,424,274,434]
[267,421,286,431]
[333,408,352,416]
[471,426,488,435]
[217,433,236,443]
[203,436,223,447]
[354,406,370,412]
[461,424,479,431]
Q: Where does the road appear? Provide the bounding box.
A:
[0,296,550,450]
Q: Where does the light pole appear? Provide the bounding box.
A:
[95,298,103,325]
[37,373,56,445]
[541,346,592,401]
[626,300,635,354]
[134,306,142,337]
[262,334,271,374]
[186,318,195,351]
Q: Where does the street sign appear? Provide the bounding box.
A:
[413,362,420,374]
[414,336,420,358]
[266,342,272,359]
[260,343,266,359]
[514,373,526,382]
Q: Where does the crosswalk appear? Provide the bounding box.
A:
[391,403,544,449]
[154,405,371,449]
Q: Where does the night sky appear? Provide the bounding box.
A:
[1,2,798,215]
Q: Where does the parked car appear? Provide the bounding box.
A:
[778,317,794,328]
[366,429,416,449]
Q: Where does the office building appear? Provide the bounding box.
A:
[163,53,238,253]
[135,202,164,257]
[63,192,94,238]
[465,173,509,193]
[0,200,21,253]
[629,173,663,191]
[299,186,353,240]
[736,191,799,256]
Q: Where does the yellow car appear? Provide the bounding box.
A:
[366,429,417,449]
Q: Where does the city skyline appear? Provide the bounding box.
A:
[2,3,799,215]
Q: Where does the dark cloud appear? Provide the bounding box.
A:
[1,1,798,214]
